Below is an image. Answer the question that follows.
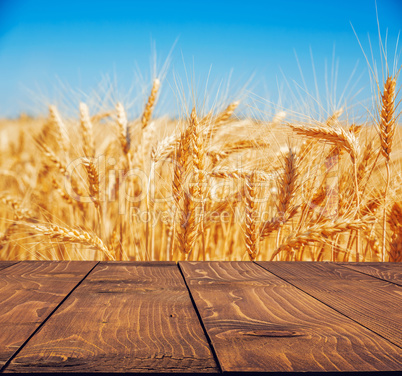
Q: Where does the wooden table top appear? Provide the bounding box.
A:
[0,261,400,375]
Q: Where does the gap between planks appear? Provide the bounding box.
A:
[0,262,19,273]
[336,262,402,287]
[4,262,219,374]
[0,261,99,373]
[255,261,402,349]
[177,262,223,374]
[181,261,402,373]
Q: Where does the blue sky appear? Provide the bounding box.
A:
[0,0,401,118]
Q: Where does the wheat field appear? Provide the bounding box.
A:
[0,73,401,262]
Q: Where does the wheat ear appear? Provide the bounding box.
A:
[36,139,86,200]
[271,111,286,125]
[270,217,373,261]
[37,141,67,174]
[49,105,69,152]
[151,133,178,163]
[325,108,343,126]
[379,76,397,161]
[277,148,298,219]
[379,76,397,262]
[288,123,360,160]
[190,108,206,260]
[215,101,240,125]
[207,139,270,163]
[82,157,100,209]
[0,193,33,220]
[142,78,160,129]
[261,149,298,240]
[32,224,114,260]
[203,101,240,140]
[116,102,130,154]
[91,111,113,123]
[79,102,94,157]
[289,122,360,209]
[191,108,205,214]
[244,171,259,260]
[52,178,74,206]
[174,109,202,258]
[388,201,402,262]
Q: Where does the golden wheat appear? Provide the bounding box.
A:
[0,68,401,262]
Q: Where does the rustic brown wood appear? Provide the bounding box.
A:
[257,261,402,348]
[180,261,402,373]
[0,261,97,370]
[0,262,18,272]
[337,262,402,286]
[5,262,218,373]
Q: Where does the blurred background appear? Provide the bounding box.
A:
[0,0,401,119]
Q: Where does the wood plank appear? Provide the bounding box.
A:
[180,261,402,373]
[0,262,18,272]
[337,262,402,287]
[257,261,402,348]
[5,262,218,373]
[0,261,97,370]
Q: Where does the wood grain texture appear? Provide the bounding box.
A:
[0,261,96,370]
[5,262,218,373]
[257,262,402,348]
[337,262,402,286]
[0,262,18,272]
[180,261,402,373]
